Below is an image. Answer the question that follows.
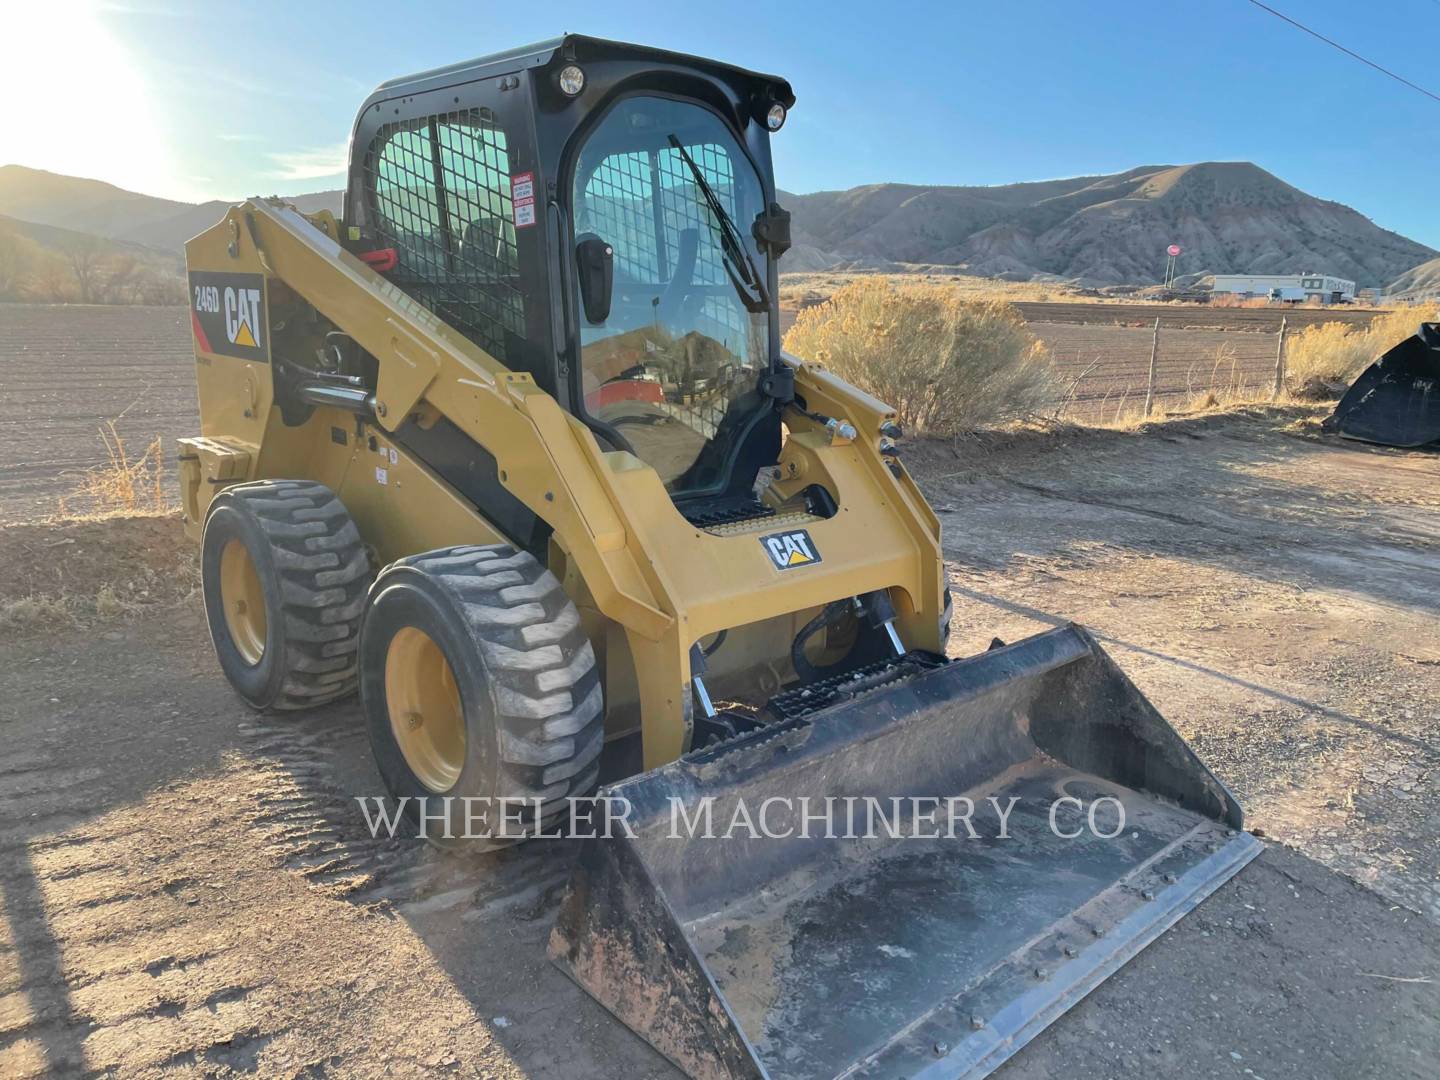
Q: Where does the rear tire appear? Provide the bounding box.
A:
[359,544,604,848]
[201,480,371,711]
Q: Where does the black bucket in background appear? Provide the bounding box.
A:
[550,624,1261,1080]
[1324,322,1440,448]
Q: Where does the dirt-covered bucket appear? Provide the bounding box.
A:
[549,624,1261,1080]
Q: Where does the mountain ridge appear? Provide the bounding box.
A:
[0,165,343,254]
[781,162,1435,288]
[1388,256,1440,298]
[2,161,1433,290]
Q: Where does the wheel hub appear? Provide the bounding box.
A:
[385,627,466,792]
[219,539,267,665]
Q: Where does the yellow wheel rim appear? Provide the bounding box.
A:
[219,539,268,665]
[385,627,466,792]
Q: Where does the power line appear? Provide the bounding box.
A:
[1244,0,1440,105]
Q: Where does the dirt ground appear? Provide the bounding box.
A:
[2,406,1437,1078]
[0,305,195,524]
[1028,321,1286,418]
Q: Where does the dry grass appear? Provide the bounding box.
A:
[0,585,165,634]
[0,594,77,633]
[1077,386,1295,432]
[1211,293,1346,309]
[58,421,171,518]
[782,277,1060,435]
[779,271,1097,308]
[1208,293,1275,309]
[6,425,191,633]
[1283,304,1440,392]
[0,512,198,635]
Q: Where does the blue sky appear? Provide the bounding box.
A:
[5,0,1439,247]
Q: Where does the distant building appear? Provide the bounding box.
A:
[1210,273,1356,303]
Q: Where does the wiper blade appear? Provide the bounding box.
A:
[667,135,770,314]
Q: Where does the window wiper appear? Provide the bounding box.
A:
[667,135,771,314]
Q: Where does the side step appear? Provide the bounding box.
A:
[549,624,1261,1080]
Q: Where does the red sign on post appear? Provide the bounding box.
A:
[1167,244,1182,257]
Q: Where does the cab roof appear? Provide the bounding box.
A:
[361,34,795,110]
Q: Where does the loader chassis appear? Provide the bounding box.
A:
[182,37,944,769]
[181,34,1259,1080]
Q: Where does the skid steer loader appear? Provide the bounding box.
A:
[180,35,1260,1080]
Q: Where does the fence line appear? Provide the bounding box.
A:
[1036,320,1292,422]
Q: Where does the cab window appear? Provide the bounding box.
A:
[367,109,525,362]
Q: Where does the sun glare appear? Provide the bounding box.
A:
[1,2,181,198]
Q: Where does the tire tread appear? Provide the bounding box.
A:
[222,480,370,710]
[385,544,605,813]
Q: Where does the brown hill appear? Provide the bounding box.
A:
[0,212,177,265]
[0,165,343,252]
[783,162,1435,288]
[1388,256,1440,298]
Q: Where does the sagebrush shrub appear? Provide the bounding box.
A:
[1285,305,1440,390]
[782,278,1058,435]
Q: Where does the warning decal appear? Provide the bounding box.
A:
[511,171,536,229]
[188,271,269,362]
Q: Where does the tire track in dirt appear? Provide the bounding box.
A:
[235,712,576,922]
[236,714,410,900]
[0,755,299,1078]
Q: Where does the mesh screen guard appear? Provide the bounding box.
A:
[365,109,526,362]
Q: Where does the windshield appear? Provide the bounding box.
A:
[570,96,771,496]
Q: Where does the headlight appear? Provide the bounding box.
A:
[765,102,786,131]
[558,65,586,97]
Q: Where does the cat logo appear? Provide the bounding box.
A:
[224,286,263,348]
[760,529,821,570]
[187,271,269,362]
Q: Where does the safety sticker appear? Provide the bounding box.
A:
[512,171,536,228]
[375,466,388,486]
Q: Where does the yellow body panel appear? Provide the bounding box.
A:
[182,201,944,768]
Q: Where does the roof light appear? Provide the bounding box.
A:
[558,64,586,97]
[765,102,787,131]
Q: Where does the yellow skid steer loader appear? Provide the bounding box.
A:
[180,35,1259,1080]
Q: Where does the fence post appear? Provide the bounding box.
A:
[1143,317,1161,416]
[1272,316,1288,400]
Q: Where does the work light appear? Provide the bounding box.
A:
[558,64,586,96]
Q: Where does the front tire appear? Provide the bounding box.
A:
[359,544,604,847]
[201,480,371,710]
